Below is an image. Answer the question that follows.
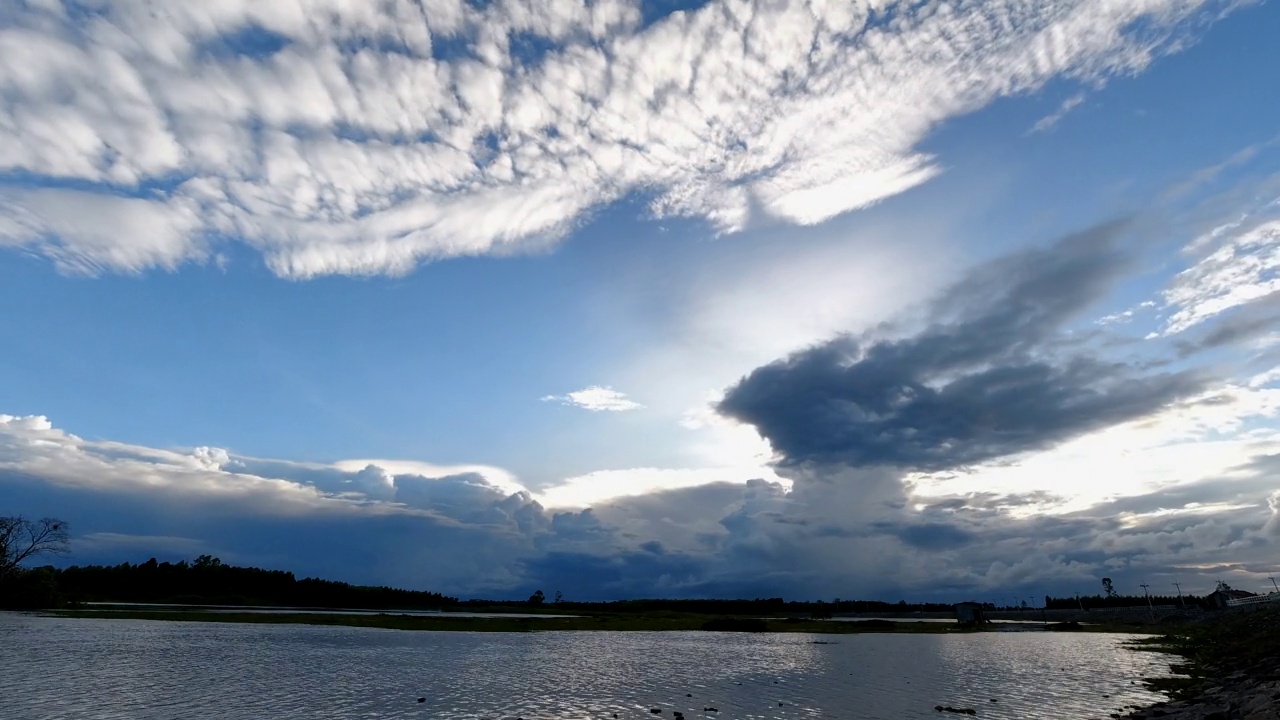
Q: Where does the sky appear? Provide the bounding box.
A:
[2,0,1280,603]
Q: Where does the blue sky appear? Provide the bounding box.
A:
[2,0,1280,601]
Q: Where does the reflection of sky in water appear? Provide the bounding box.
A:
[1,615,1171,720]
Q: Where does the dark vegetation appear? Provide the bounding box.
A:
[2,555,459,610]
[1044,594,1206,610]
[1135,603,1280,699]
[0,516,70,609]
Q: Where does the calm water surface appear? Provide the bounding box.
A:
[0,613,1173,720]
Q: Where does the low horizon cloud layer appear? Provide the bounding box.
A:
[6,189,1280,599]
[0,0,1255,277]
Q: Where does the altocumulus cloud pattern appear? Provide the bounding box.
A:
[0,0,1246,277]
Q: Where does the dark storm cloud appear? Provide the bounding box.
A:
[889,522,977,550]
[518,549,710,600]
[718,221,1206,471]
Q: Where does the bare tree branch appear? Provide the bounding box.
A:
[0,516,70,580]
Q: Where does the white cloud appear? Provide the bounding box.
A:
[1097,308,1135,325]
[908,382,1280,513]
[536,466,786,508]
[1265,491,1280,537]
[331,459,526,497]
[0,0,1245,276]
[1029,92,1087,134]
[0,189,206,273]
[1160,218,1280,335]
[0,414,372,515]
[0,414,52,431]
[543,385,643,412]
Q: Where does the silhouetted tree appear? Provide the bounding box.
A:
[528,589,545,606]
[1216,580,1233,593]
[553,590,563,604]
[194,554,223,569]
[0,516,69,581]
[1101,578,1117,598]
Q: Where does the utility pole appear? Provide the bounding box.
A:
[1173,582,1184,608]
[1269,576,1279,594]
[1141,583,1154,621]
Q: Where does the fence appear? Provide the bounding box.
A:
[1226,592,1280,607]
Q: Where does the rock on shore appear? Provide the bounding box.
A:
[1121,677,1280,719]
[1116,605,1280,720]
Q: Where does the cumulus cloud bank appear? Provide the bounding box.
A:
[0,0,1248,276]
[702,213,1280,596]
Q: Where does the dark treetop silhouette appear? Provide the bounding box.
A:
[49,555,459,609]
[0,516,69,581]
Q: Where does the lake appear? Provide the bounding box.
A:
[0,613,1172,719]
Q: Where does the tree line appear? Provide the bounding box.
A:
[2,554,460,610]
[1,515,459,610]
[1043,576,1208,610]
[1043,593,1206,610]
[469,596,964,616]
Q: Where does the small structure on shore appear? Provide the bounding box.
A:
[1208,588,1258,609]
[954,602,988,625]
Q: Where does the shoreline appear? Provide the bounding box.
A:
[35,606,1156,635]
[1120,604,1279,720]
[37,608,974,633]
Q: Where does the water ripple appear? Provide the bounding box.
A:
[0,614,1173,720]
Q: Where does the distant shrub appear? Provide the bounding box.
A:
[0,567,62,609]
